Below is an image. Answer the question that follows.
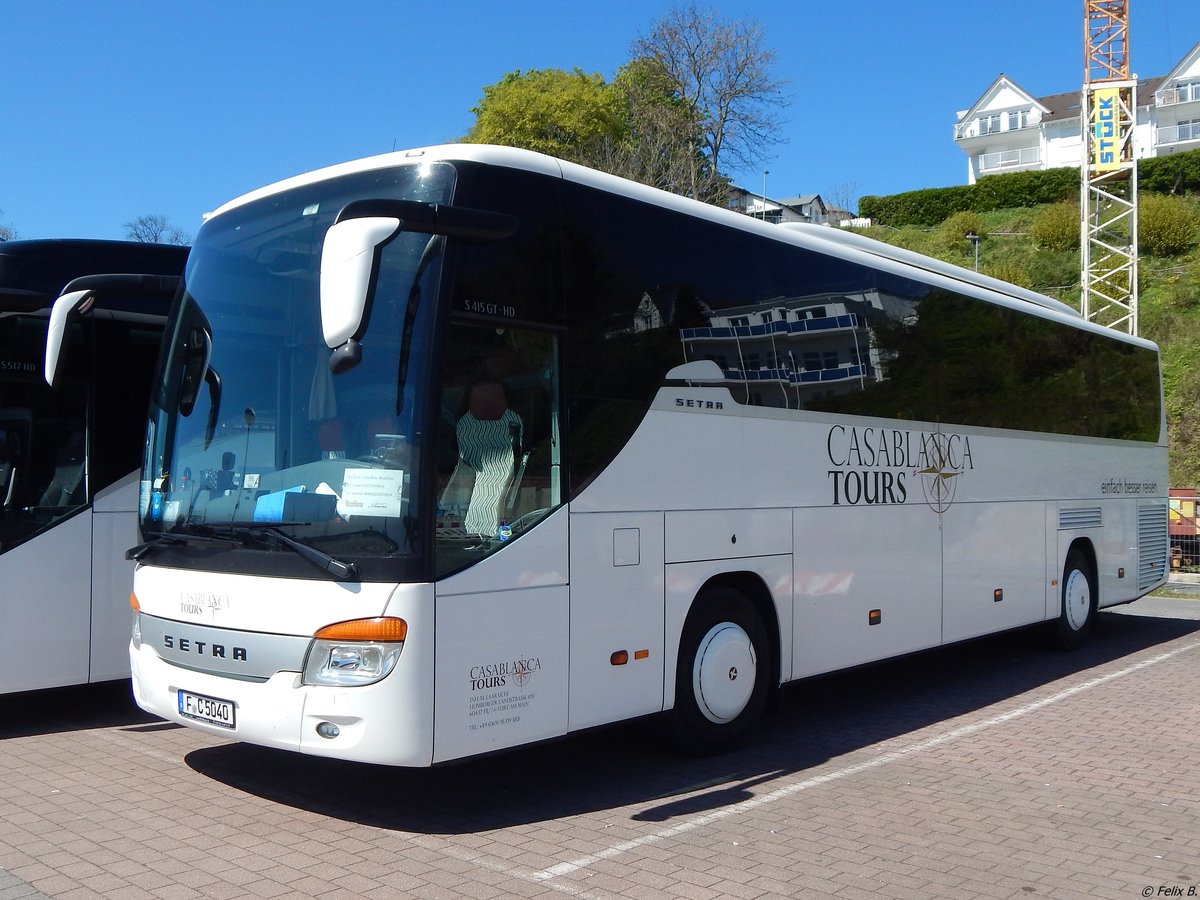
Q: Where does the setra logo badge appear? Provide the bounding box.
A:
[162,634,247,661]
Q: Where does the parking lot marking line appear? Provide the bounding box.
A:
[376,831,606,899]
[533,637,1200,884]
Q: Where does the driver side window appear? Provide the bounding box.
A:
[434,320,561,578]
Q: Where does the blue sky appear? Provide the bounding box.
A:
[2,0,1195,241]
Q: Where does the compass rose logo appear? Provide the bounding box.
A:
[917,431,965,514]
[513,664,533,687]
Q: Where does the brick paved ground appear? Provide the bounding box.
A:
[1,595,1198,900]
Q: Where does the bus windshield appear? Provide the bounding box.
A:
[142,163,456,573]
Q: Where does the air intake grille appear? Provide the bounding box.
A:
[1138,504,1169,592]
[1059,507,1102,530]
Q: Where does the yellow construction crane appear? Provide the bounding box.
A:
[1081,0,1139,334]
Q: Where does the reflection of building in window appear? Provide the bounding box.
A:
[679,289,897,409]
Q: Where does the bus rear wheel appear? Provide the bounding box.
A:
[1056,547,1097,650]
[669,586,770,754]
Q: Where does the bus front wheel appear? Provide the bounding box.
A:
[1056,547,1097,650]
[669,587,769,754]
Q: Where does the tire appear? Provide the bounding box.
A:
[1056,547,1097,650]
[669,586,770,754]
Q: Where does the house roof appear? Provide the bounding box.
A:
[1161,40,1200,84]
[1037,77,1167,123]
[959,73,1169,125]
[778,194,823,207]
[956,75,1048,123]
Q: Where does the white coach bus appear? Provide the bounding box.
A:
[0,239,186,693]
[95,145,1167,764]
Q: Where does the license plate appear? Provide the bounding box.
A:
[177,689,236,730]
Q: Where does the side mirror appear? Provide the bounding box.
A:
[319,200,517,374]
[44,289,94,387]
[319,217,403,374]
[45,274,181,388]
[177,326,212,417]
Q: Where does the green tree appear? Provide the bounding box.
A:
[464,68,626,164]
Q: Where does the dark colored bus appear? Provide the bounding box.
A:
[0,239,186,693]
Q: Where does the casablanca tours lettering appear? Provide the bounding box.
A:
[826,424,974,507]
[469,657,542,690]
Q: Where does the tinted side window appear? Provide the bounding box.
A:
[559,184,884,493]
[558,182,1159,497]
[813,291,1160,440]
[447,164,562,327]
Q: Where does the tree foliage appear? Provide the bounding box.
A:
[587,57,706,197]
[125,214,189,245]
[464,68,626,164]
[0,209,15,242]
[462,6,787,206]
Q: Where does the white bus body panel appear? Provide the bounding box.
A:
[130,569,437,766]
[0,470,144,694]
[570,389,1167,684]
[568,511,666,731]
[793,504,941,679]
[90,471,141,682]
[0,511,91,692]
[942,501,1049,643]
[433,507,569,762]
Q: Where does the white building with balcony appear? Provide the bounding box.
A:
[954,40,1200,183]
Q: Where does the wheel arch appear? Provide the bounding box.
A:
[692,570,783,692]
[1064,536,1098,591]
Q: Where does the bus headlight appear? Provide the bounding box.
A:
[302,617,407,687]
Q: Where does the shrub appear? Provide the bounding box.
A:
[1030,202,1080,251]
[982,260,1033,289]
[1140,148,1200,195]
[857,149,1200,229]
[1139,195,1199,257]
[859,167,1078,227]
[940,210,985,242]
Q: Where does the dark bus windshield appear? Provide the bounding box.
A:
[0,240,187,554]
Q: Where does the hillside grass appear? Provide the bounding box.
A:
[852,198,1200,484]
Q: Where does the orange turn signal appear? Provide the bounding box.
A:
[314,617,407,642]
[610,650,629,666]
[130,592,141,611]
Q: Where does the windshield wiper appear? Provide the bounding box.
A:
[129,521,359,581]
[186,521,360,582]
[126,526,242,561]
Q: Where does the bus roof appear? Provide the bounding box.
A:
[0,239,188,314]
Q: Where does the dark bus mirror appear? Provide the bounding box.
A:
[44,273,181,388]
[177,326,212,418]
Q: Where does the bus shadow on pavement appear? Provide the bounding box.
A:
[0,680,160,739]
[183,607,1200,834]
